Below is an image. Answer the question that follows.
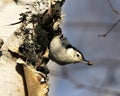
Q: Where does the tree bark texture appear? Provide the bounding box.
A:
[0,0,65,96]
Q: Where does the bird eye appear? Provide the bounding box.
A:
[77,54,80,57]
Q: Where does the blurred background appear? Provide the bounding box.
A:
[0,0,120,96]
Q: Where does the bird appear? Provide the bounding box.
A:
[49,34,92,65]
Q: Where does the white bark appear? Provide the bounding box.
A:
[0,0,65,96]
[0,46,25,96]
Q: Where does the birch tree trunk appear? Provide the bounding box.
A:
[0,45,26,96]
[0,0,65,96]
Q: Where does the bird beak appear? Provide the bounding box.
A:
[81,60,93,65]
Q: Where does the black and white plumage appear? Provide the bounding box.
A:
[49,34,92,65]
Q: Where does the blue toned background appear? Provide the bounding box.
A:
[49,0,120,96]
[0,0,120,96]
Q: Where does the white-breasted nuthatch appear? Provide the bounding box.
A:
[49,34,92,65]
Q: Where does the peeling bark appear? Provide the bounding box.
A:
[0,0,65,96]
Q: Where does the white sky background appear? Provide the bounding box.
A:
[0,0,120,96]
